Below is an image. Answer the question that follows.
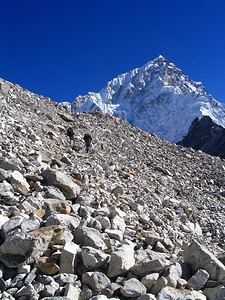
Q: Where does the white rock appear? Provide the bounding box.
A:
[60,242,80,274]
[183,240,225,281]
[107,243,135,278]
[0,215,10,230]
[0,180,14,197]
[131,250,170,277]
[64,283,80,299]
[41,168,80,199]
[111,215,126,232]
[74,226,107,250]
[81,246,110,270]
[105,229,124,242]
[165,263,182,288]
[8,170,30,194]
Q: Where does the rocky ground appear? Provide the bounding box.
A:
[0,78,225,300]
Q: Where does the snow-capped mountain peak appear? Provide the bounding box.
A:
[71,56,225,143]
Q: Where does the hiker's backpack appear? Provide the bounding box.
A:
[84,134,92,141]
[67,127,74,137]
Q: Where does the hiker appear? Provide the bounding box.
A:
[83,133,92,153]
[67,127,75,147]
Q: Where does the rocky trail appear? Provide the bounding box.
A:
[0,78,225,300]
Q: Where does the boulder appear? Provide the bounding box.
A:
[56,273,78,285]
[74,226,107,250]
[43,198,72,215]
[157,286,207,300]
[0,215,10,231]
[183,240,225,281]
[111,215,126,232]
[1,216,24,240]
[41,168,80,199]
[81,246,110,270]
[44,186,66,201]
[120,278,147,298]
[15,283,37,297]
[35,256,60,275]
[0,168,10,181]
[0,227,55,267]
[203,285,225,300]
[131,250,170,277]
[107,242,135,278]
[150,276,168,295]
[60,242,80,274]
[186,269,209,290]
[8,170,30,194]
[163,263,182,288]
[0,156,23,171]
[0,180,14,197]
[111,185,123,196]
[82,271,111,293]
[64,283,80,299]
[104,229,124,242]
[141,273,159,291]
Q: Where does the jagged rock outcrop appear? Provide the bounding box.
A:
[178,116,225,159]
[0,78,225,299]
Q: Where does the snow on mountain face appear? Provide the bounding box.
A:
[72,55,225,143]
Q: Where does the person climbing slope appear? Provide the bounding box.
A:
[83,133,92,153]
[67,127,75,148]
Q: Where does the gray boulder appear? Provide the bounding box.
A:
[120,278,147,298]
[141,273,159,291]
[74,226,107,250]
[131,250,170,277]
[107,242,135,278]
[8,170,30,194]
[0,227,55,267]
[186,269,209,290]
[81,246,109,270]
[0,156,23,171]
[1,216,24,240]
[183,240,225,281]
[203,285,225,300]
[60,242,80,274]
[41,168,80,199]
[82,271,111,293]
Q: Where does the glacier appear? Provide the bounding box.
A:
[70,55,225,143]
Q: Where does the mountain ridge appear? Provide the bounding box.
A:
[71,55,225,143]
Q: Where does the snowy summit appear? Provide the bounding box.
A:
[71,55,225,143]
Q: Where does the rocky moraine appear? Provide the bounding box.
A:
[0,78,225,300]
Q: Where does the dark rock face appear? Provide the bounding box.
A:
[178,116,225,159]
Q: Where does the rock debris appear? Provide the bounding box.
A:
[0,78,225,299]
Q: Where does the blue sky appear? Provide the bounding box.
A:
[1,0,225,103]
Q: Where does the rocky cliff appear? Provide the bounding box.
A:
[178,116,225,159]
[0,78,225,299]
